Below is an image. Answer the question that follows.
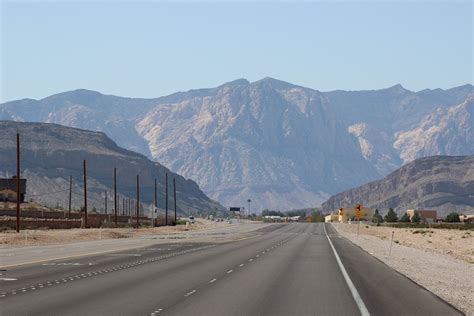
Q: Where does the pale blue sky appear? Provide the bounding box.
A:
[1,0,472,102]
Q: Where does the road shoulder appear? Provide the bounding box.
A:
[330,223,472,315]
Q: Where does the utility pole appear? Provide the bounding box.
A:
[153,178,157,228]
[68,176,72,217]
[83,160,88,228]
[123,197,125,216]
[173,177,177,223]
[114,168,117,226]
[247,199,251,219]
[104,190,107,214]
[136,175,140,228]
[165,173,168,226]
[16,133,20,233]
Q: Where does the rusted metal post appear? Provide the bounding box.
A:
[104,190,107,214]
[173,177,177,223]
[83,160,88,228]
[165,173,168,225]
[16,133,20,233]
[68,175,72,217]
[136,175,140,228]
[153,178,157,227]
[114,167,117,226]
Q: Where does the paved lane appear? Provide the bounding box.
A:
[0,223,461,316]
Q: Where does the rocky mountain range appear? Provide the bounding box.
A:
[0,121,224,215]
[1,78,473,211]
[321,155,474,216]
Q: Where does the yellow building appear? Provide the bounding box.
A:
[337,206,374,222]
[325,214,339,223]
[406,209,437,223]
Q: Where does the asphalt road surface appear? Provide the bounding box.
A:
[0,223,462,316]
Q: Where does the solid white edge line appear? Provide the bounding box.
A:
[324,223,370,316]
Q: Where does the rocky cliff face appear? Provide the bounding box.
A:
[0,121,223,215]
[321,155,474,216]
[394,96,474,163]
[1,79,473,211]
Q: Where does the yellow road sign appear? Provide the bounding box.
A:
[355,204,362,219]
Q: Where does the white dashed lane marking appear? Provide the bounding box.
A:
[209,278,217,283]
[184,290,196,297]
[0,245,215,299]
[226,270,233,274]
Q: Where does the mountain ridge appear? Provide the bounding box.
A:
[2,78,473,211]
[320,155,474,216]
[0,121,224,215]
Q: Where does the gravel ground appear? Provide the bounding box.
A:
[0,219,241,247]
[331,223,473,315]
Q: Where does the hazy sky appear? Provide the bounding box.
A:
[1,0,472,102]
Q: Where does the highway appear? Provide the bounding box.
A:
[0,223,461,316]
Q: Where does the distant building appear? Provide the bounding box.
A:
[0,177,27,203]
[459,214,474,223]
[337,207,374,223]
[263,215,283,222]
[406,209,437,223]
[325,214,339,223]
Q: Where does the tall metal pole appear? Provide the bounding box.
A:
[68,175,72,217]
[114,168,117,226]
[104,190,107,214]
[165,173,168,226]
[247,199,251,218]
[136,175,140,228]
[83,160,88,228]
[16,133,20,233]
[153,178,157,228]
[173,177,177,223]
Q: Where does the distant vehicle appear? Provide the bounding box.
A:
[189,215,195,224]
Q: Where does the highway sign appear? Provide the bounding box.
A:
[355,204,362,219]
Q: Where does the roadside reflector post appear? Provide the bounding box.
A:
[389,231,394,257]
[357,219,360,239]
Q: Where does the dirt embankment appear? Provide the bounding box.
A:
[0,219,226,247]
[333,223,473,263]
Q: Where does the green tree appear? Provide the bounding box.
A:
[445,212,460,223]
[372,209,383,224]
[311,211,324,222]
[399,212,410,223]
[384,208,398,223]
[411,211,421,223]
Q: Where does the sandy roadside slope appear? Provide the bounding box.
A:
[332,223,473,315]
[0,219,250,247]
